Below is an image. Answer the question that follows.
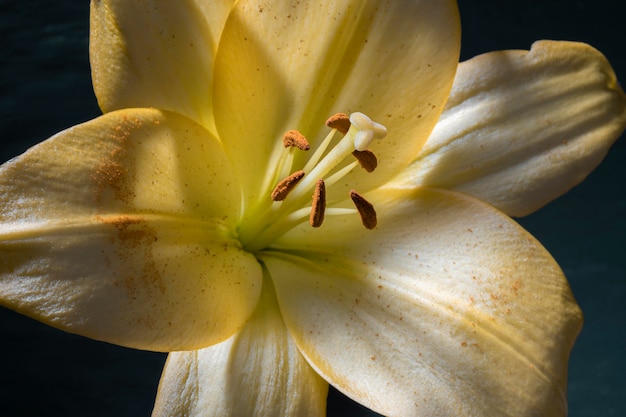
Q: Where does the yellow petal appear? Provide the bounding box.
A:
[90,0,233,133]
[190,0,235,47]
[212,0,460,207]
[263,187,582,416]
[0,109,261,351]
[390,41,626,216]
[152,277,327,417]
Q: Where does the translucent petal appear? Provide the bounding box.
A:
[0,109,260,351]
[191,0,235,47]
[152,278,327,417]
[263,187,582,417]
[90,0,234,133]
[213,0,460,207]
[390,41,626,216]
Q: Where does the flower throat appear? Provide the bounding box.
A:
[239,112,387,252]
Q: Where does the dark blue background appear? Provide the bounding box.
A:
[1,1,624,416]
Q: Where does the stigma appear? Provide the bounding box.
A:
[238,112,387,252]
[270,112,385,229]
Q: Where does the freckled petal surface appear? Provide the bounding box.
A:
[0,109,260,351]
[90,0,234,132]
[391,41,626,216]
[264,188,582,417]
[213,0,460,207]
[153,279,327,417]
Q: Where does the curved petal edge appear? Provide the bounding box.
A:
[265,187,582,417]
[390,40,626,216]
[0,108,259,351]
[152,278,327,417]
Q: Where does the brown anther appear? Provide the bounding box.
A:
[352,149,378,173]
[271,170,305,201]
[282,130,310,150]
[350,190,377,229]
[325,113,351,135]
[309,180,326,227]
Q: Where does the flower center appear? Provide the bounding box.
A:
[239,112,387,252]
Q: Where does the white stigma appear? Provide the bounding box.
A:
[239,112,387,251]
[349,112,388,151]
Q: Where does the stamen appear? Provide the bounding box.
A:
[271,170,305,201]
[325,161,359,188]
[352,149,378,172]
[350,112,387,151]
[302,129,336,174]
[326,113,351,135]
[350,190,377,229]
[283,130,310,150]
[241,112,387,252]
[284,112,387,206]
[310,180,326,227]
[286,207,357,224]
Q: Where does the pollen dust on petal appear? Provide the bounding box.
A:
[98,214,165,314]
[92,116,143,205]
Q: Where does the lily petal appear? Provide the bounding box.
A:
[263,187,582,417]
[0,109,261,351]
[213,0,460,207]
[389,40,626,216]
[90,0,233,133]
[152,277,327,417]
[190,0,236,48]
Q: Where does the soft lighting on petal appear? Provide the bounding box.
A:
[213,0,460,207]
[0,109,261,351]
[4,1,619,416]
[191,0,236,47]
[153,277,327,417]
[390,40,626,216]
[90,0,230,133]
[264,187,582,417]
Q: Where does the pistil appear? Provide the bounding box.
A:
[287,112,386,204]
[239,112,387,252]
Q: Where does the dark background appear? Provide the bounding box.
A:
[1,1,624,416]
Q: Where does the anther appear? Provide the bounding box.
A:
[310,180,326,227]
[271,170,305,201]
[282,130,310,150]
[350,190,377,229]
[325,113,351,135]
[352,149,378,173]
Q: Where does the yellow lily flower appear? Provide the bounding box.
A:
[1,1,625,416]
